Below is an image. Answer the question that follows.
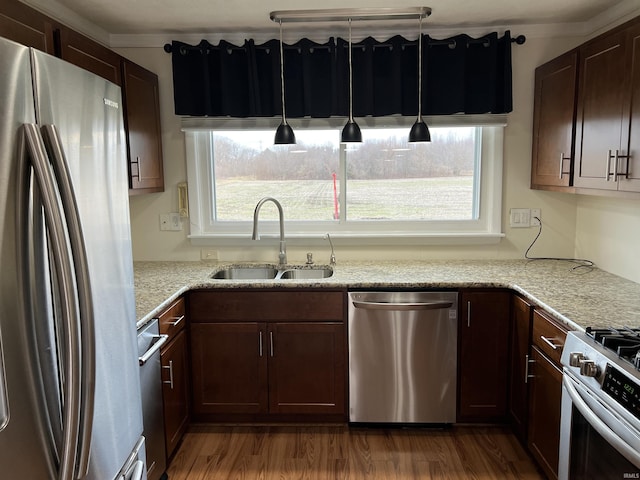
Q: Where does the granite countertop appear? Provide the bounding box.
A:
[133,259,640,331]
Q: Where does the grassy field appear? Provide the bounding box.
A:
[215,177,474,221]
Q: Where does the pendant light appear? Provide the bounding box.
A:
[341,18,362,143]
[274,19,296,144]
[409,16,431,143]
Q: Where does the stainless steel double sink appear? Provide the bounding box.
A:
[211,265,333,280]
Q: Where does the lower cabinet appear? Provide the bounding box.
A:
[158,297,189,459]
[458,289,511,422]
[190,322,268,415]
[268,321,345,415]
[160,329,190,458]
[509,295,533,442]
[188,289,347,422]
[527,345,563,480]
[527,309,567,480]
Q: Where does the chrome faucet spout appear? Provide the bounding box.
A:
[326,233,336,266]
[252,197,287,265]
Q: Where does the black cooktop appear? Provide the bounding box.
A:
[586,327,640,370]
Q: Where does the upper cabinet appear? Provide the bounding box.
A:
[56,26,122,86]
[531,50,578,190]
[122,59,165,194]
[0,0,164,195]
[532,15,640,197]
[0,0,55,54]
[574,23,640,193]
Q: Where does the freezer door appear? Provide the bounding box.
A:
[0,37,57,479]
[31,49,144,479]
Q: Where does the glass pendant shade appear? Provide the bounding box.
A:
[341,118,362,143]
[275,121,296,144]
[409,115,431,142]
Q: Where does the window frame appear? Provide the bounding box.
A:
[183,115,506,246]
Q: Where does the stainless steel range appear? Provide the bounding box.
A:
[560,328,640,479]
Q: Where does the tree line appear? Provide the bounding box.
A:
[213,130,474,181]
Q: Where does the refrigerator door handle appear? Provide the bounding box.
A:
[40,125,96,479]
[22,124,83,480]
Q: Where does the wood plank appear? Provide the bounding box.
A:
[167,425,543,480]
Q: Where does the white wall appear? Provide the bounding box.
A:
[118,33,584,265]
[575,196,640,283]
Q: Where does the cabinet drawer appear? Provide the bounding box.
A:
[158,297,186,339]
[189,290,345,322]
[532,309,567,365]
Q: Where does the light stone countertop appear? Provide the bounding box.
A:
[133,259,640,331]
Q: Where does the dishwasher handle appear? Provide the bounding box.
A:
[138,334,168,366]
[351,300,453,311]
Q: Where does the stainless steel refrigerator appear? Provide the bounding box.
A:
[0,36,147,479]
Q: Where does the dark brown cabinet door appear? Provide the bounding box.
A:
[0,0,55,54]
[621,22,640,192]
[527,346,563,480]
[531,50,577,190]
[161,329,190,458]
[458,290,510,422]
[122,59,165,194]
[56,26,122,85]
[508,295,532,442]
[268,322,345,415]
[190,322,268,416]
[574,29,628,191]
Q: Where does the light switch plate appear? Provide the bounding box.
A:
[510,208,531,228]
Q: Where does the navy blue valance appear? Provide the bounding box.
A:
[168,31,513,118]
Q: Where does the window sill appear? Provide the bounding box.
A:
[188,232,505,247]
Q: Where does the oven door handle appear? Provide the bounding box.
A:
[563,375,640,468]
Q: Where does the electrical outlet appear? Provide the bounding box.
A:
[201,249,218,261]
[531,208,541,226]
[159,213,182,231]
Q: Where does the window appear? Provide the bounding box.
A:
[184,116,504,245]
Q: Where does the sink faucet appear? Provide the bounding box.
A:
[326,233,336,266]
[252,197,287,266]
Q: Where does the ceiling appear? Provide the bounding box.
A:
[20,0,640,43]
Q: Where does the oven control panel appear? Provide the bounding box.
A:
[603,364,640,420]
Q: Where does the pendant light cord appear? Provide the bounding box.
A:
[348,18,354,122]
[417,16,422,119]
[279,19,287,125]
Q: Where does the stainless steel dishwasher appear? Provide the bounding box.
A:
[348,291,458,424]
[138,319,169,480]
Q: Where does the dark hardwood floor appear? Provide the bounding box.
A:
[166,424,544,479]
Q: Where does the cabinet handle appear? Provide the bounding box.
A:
[540,335,562,350]
[162,360,174,390]
[559,152,571,179]
[606,150,630,182]
[167,315,184,327]
[270,331,274,357]
[525,354,535,384]
[467,301,471,328]
[609,149,632,180]
[259,331,263,357]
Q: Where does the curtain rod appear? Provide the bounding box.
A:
[163,34,526,54]
[269,7,432,23]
